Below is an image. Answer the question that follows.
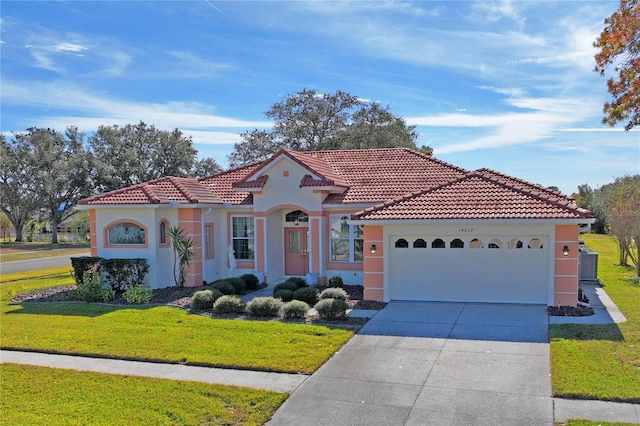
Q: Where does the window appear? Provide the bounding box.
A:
[204,223,214,259]
[528,238,543,249]
[395,238,409,248]
[508,238,523,249]
[450,238,464,248]
[469,238,483,249]
[159,220,169,247]
[107,222,145,245]
[285,210,308,225]
[431,238,445,248]
[330,215,363,261]
[413,238,427,248]
[488,238,503,249]
[232,216,254,260]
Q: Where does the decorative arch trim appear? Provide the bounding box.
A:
[103,219,148,248]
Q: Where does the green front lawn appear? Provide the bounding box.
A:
[0,269,354,374]
[1,363,286,425]
[550,234,640,403]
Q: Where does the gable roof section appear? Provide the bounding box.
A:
[311,148,468,204]
[78,176,224,205]
[198,163,261,205]
[353,169,592,220]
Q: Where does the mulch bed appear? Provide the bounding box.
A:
[546,305,595,317]
[10,284,386,326]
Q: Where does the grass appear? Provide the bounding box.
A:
[550,234,640,403]
[0,269,354,374]
[562,421,638,426]
[0,242,89,263]
[1,363,286,425]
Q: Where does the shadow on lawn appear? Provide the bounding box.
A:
[550,323,624,342]
[5,300,156,318]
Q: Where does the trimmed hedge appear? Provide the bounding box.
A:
[213,295,246,314]
[286,277,308,288]
[319,287,349,301]
[70,256,101,284]
[226,277,246,294]
[328,275,344,288]
[75,269,115,302]
[123,285,153,305]
[210,280,236,295]
[273,281,298,294]
[273,289,294,302]
[246,297,283,317]
[314,298,348,320]
[292,287,319,305]
[282,300,309,319]
[191,289,222,310]
[100,258,149,292]
[240,273,260,291]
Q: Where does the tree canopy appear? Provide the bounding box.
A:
[593,0,640,131]
[228,89,420,167]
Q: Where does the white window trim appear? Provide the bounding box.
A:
[329,214,363,262]
[231,216,255,260]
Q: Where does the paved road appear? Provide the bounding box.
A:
[0,253,89,275]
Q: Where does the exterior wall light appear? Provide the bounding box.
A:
[562,245,570,256]
[370,244,377,254]
[294,218,299,226]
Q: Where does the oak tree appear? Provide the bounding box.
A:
[594,0,640,130]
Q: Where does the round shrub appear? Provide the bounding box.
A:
[286,277,308,288]
[226,277,246,294]
[319,287,349,301]
[314,298,349,320]
[282,300,309,319]
[240,273,260,291]
[213,295,246,314]
[123,285,153,304]
[211,280,236,295]
[273,289,294,302]
[292,286,319,305]
[328,275,344,288]
[273,281,298,294]
[246,297,283,317]
[191,289,215,310]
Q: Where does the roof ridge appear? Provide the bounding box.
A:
[167,176,199,203]
[198,161,263,182]
[476,168,574,200]
[139,183,162,204]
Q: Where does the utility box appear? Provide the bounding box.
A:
[579,251,598,282]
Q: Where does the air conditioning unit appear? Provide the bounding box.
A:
[579,251,598,282]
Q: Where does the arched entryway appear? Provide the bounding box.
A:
[284,210,309,276]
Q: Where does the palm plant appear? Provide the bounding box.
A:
[169,226,195,287]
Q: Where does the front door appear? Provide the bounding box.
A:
[285,227,308,276]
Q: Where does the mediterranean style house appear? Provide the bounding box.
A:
[77,148,593,307]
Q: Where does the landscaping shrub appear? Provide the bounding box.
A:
[75,269,115,302]
[286,277,308,288]
[273,281,298,294]
[273,289,294,302]
[240,273,260,291]
[190,289,219,310]
[123,285,153,305]
[292,287,319,305]
[314,298,348,320]
[328,275,344,288]
[100,258,149,292]
[246,297,283,317]
[213,295,246,314]
[70,256,101,284]
[282,300,309,319]
[319,287,348,301]
[226,277,246,294]
[210,280,236,295]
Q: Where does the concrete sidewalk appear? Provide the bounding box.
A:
[0,350,307,393]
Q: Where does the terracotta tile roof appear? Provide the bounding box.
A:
[199,163,260,205]
[353,170,592,220]
[79,177,224,205]
[309,148,468,204]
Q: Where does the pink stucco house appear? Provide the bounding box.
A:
[77,148,593,307]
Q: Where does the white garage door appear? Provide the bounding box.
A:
[389,235,549,304]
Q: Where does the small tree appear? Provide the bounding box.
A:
[169,226,195,287]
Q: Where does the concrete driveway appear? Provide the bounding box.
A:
[268,301,552,425]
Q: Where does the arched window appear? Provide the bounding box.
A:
[488,238,503,249]
[508,238,523,249]
[450,238,464,248]
[395,238,409,248]
[413,238,427,248]
[159,219,169,247]
[285,210,308,225]
[106,221,146,245]
[469,238,483,249]
[431,238,445,248]
[528,238,543,249]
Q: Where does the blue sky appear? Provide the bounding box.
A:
[1,1,638,195]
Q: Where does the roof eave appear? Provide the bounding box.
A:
[349,217,596,225]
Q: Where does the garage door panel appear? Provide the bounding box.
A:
[389,235,548,304]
